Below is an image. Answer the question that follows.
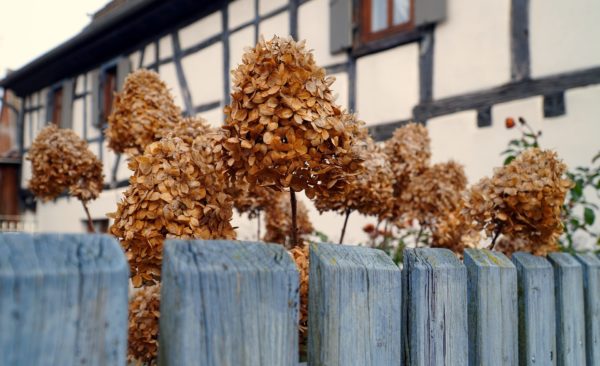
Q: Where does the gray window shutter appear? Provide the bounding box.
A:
[90,69,101,127]
[329,0,353,54]
[414,0,447,27]
[116,57,131,91]
[60,78,74,129]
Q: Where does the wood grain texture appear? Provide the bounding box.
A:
[403,248,468,366]
[158,240,299,366]
[0,233,129,366]
[464,249,518,366]
[512,252,556,366]
[308,243,402,366]
[575,253,600,366]
[547,253,587,366]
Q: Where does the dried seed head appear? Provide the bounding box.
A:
[263,191,313,247]
[127,285,160,364]
[464,148,571,254]
[222,36,363,198]
[230,182,275,219]
[289,244,309,345]
[171,116,212,145]
[107,69,181,155]
[108,132,236,287]
[27,125,103,202]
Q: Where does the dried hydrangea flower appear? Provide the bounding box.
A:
[108,133,236,287]
[263,191,313,247]
[494,235,558,257]
[222,36,363,199]
[128,285,160,364]
[107,69,181,155]
[170,116,212,144]
[431,209,481,254]
[289,244,309,351]
[400,161,467,224]
[230,182,274,219]
[27,125,104,204]
[464,148,571,252]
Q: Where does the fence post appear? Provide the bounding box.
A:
[548,252,587,366]
[512,252,556,366]
[308,243,402,366]
[158,240,299,366]
[403,248,468,365]
[0,233,129,366]
[464,249,518,366]
[574,253,600,366]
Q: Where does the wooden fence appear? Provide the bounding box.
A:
[1,233,599,366]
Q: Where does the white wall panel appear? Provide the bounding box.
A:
[197,107,225,128]
[530,0,600,77]
[229,0,254,30]
[298,0,347,67]
[434,0,510,98]
[258,11,290,39]
[259,0,287,16]
[142,42,156,67]
[330,72,349,111]
[182,43,224,106]
[72,98,85,138]
[159,35,174,59]
[229,26,255,89]
[179,11,222,50]
[158,61,185,110]
[356,44,419,125]
[129,50,141,71]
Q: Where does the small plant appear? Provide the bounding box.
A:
[222,36,362,247]
[107,69,181,156]
[27,125,103,231]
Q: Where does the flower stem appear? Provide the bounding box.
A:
[290,190,298,248]
[81,201,95,233]
[339,210,351,244]
[257,211,261,241]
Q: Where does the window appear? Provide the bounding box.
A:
[49,85,63,125]
[360,0,413,43]
[99,65,117,124]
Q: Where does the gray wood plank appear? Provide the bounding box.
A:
[0,233,129,366]
[548,252,587,366]
[158,240,299,366]
[308,243,402,366]
[464,249,518,366]
[403,248,468,366]
[512,252,556,366]
[575,253,600,366]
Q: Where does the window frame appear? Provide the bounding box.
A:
[359,0,416,45]
[47,83,64,126]
[96,60,119,127]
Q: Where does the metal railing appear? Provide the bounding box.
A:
[0,215,36,232]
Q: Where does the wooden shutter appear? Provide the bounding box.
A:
[414,0,447,27]
[90,69,101,127]
[60,79,74,129]
[116,57,131,91]
[329,0,353,54]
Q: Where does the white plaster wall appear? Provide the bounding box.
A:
[101,140,117,183]
[197,107,225,127]
[159,35,174,59]
[129,50,141,71]
[530,0,600,78]
[142,43,156,67]
[356,44,419,125]
[259,0,287,16]
[75,74,85,94]
[229,25,255,88]
[298,0,347,67]
[116,154,133,183]
[72,98,85,138]
[158,61,185,110]
[85,94,101,140]
[23,112,31,149]
[182,43,224,106]
[229,0,254,30]
[433,0,510,99]
[179,11,222,50]
[330,72,349,111]
[21,158,31,188]
[258,11,290,39]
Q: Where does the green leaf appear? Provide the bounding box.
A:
[504,155,516,166]
[571,180,584,201]
[570,218,581,229]
[584,207,595,226]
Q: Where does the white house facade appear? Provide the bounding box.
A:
[1,0,599,243]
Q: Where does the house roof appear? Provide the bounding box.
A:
[0,0,222,97]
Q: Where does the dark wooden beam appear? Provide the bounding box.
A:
[368,119,413,141]
[511,0,530,81]
[414,67,600,121]
[171,33,194,114]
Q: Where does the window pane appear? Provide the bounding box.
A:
[393,0,410,25]
[371,0,388,32]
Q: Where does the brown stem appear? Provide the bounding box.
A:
[257,211,261,241]
[339,209,351,244]
[81,201,95,233]
[490,228,502,250]
[415,225,424,248]
[290,190,298,248]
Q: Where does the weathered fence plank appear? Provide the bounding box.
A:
[464,249,518,366]
[548,252,587,366]
[512,252,556,366]
[308,243,402,366]
[158,240,299,366]
[0,233,129,366]
[403,248,468,366]
[575,253,600,366]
